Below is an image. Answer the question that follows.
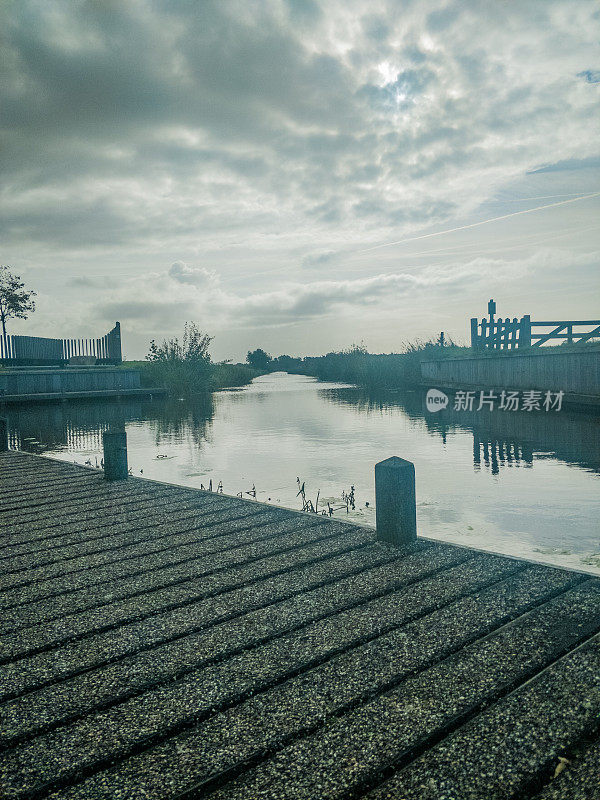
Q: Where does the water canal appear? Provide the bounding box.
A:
[6,372,600,574]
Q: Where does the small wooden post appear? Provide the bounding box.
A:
[0,417,8,452]
[375,457,417,548]
[103,429,128,481]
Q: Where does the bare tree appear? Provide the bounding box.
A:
[0,265,37,350]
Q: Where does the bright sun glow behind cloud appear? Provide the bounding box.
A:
[1,0,598,359]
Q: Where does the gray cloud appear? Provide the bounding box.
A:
[1,1,598,357]
[98,248,593,333]
[3,0,598,256]
[168,262,218,286]
[301,250,338,268]
[577,69,600,83]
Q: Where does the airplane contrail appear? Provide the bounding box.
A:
[360,191,600,253]
[501,193,591,201]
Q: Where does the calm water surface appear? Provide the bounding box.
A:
[7,372,600,574]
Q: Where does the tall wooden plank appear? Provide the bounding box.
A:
[519,315,531,348]
[480,319,488,348]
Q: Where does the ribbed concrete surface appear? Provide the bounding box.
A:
[0,449,598,800]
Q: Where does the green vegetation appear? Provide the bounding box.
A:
[123,359,263,396]
[211,362,265,389]
[123,322,264,396]
[269,339,600,391]
[278,341,466,390]
[246,348,272,370]
[123,323,600,398]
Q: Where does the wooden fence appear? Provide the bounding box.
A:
[422,348,600,399]
[0,322,122,365]
[471,315,600,350]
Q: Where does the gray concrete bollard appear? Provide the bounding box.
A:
[0,417,8,452]
[102,430,128,481]
[375,456,417,547]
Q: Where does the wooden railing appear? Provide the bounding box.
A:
[0,322,122,365]
[471,315,600,350]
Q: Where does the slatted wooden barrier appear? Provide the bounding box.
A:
[0,322,122,365]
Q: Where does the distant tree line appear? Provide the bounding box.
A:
[246,339,464,390]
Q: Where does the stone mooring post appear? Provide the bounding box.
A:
[375,456,417,548]
[0,417,8,452]
[102,429,128,481]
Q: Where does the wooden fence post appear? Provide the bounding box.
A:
[103,430,128,481]
[480,318,488,348]
[375,457,417,548]
[519,315,531,348]
[470,318,480,349]
[0,418,8,452]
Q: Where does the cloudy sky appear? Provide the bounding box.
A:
[1,0,599,361]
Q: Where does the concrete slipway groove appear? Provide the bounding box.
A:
[531,738,600,799]
[0,473,134,501]
[0,517,336,628]
[0,483,230,530]
[0,453,598,800]
[0,507,279,589]
[0,570,587,770]
[0,556,528,747]
[3,470,227,524]
[0,492,229,546]
[0,491,244,537]
[0,546,401,702]
[0,523,365,635]
[0,533,425,629]
[0,512,324,610]
[0,531,376,664]
[0,469,242,523]
[0,473,197,516]
[0,499,251,563]
[0,485,244,547]
[0,505,280,578]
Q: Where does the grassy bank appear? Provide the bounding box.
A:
[283,340,600,391]
[291,342,469,390]
[212,362,265,389]
[121,360,263,396]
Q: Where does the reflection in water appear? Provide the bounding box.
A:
[7,396,215,455]
[473,438,533,474]
[4,373,600,574]
[325,387,600,476]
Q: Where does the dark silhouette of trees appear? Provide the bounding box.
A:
[0,265,36,349]
[246,348,272,370]
[271,354,303,372]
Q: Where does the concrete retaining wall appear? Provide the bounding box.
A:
[0,367,141,397]
[421,349,600,400]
